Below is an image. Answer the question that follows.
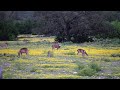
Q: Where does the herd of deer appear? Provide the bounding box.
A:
[18,41,88,57]
[0,41,88,57]
[0,41,89,79]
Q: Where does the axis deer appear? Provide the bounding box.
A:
[52,42,61,50]
[77,49,88,57]
[18,48,29,57]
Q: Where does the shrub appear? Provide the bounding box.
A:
[89,63,101,72]
[77,61,101,76]
[78,67,96,76]
[0,20,19,41]
[76,62,85,70]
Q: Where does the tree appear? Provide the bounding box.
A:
[0,11,19,41]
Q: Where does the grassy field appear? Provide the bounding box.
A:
[0,35,120,79]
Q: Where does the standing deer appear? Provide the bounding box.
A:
[18,48,29,57]
[52,42,61,50]
[77,49,88,57]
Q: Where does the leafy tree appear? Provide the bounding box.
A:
[0,20,19,41]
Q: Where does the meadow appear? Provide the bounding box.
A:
[0,35,120,79]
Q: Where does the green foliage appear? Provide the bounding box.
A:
[111,20,120,31]
[0,19,38,41]
[16,20,36,34]
[0,20,19,41]
[110,20,120,39]
[78,67,96,76]
[77,62,85,70]
[89,62,101,72]
[77,62,101,76]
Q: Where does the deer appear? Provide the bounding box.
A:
[0,42,8,49]
[18,48,29,57]
[77,49,88,57]
[52,42,61,50]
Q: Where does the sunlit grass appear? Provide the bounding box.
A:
[14,59,36,64]
[18,36,55,43]
[0,49,18,54]
[1,35,120,79]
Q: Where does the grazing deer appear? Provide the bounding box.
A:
[0,42,8,49]
[18,48,29,57]
[77,49,88,57]
[52,42,61,50]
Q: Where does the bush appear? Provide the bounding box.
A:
[75,61,85,70]
[89,63,101,72]
[77,62,101,76]
[0,20,19,41]
[78,67,96,76]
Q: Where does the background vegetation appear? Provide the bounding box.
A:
[0,11,120,42]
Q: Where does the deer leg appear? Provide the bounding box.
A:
[85,52,88,56]
[52,47,54,50]
[20,53,22,57]
[26,52,28,56]
[82,53,85,57]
